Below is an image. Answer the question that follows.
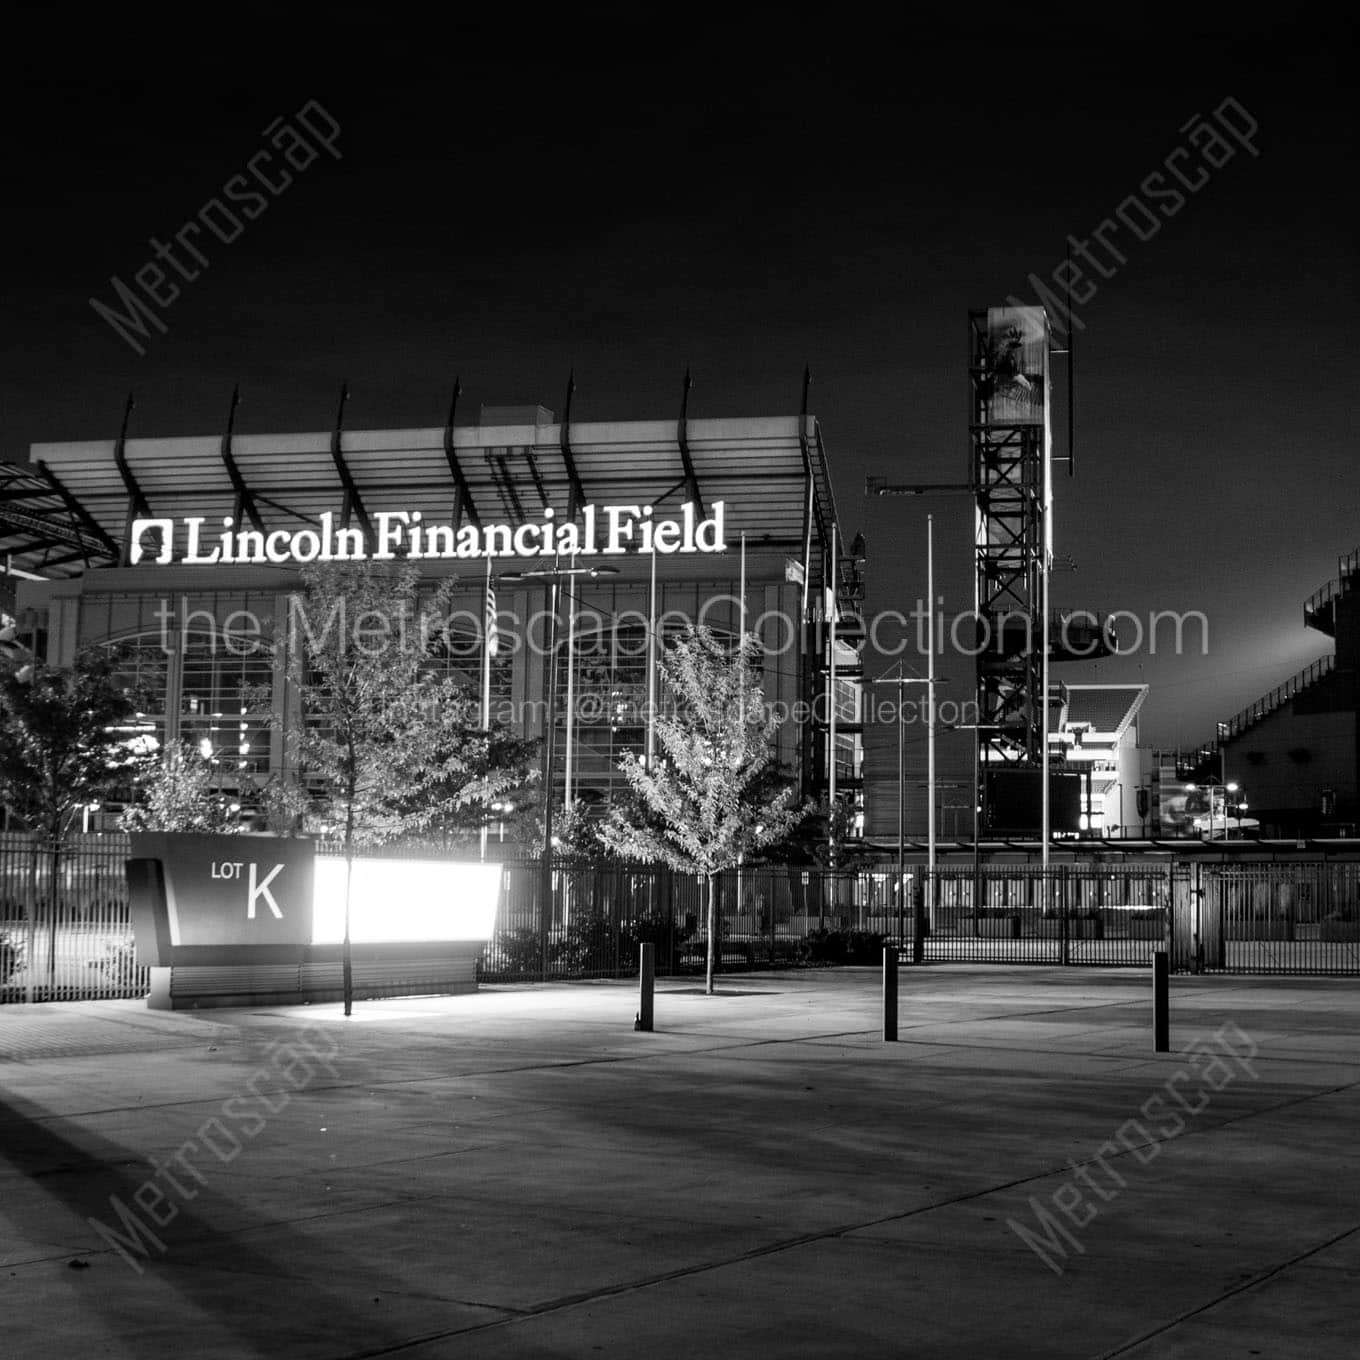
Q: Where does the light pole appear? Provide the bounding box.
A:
[500,562,618,980]
[490,799,514,844]
[1186,780,1241,839]
[871,664,931,958]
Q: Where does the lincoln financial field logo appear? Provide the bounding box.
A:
[129,500,727,566]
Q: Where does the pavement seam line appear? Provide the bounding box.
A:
[1091,1219,1360,1360]
[322,1072,1360,1356]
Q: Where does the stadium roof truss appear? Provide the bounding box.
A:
[4,411,845,584]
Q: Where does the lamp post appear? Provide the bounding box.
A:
[871,664,932,957]
[1186,780,1241,839]
[500,562,619,980]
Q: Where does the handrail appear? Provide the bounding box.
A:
[1303,546,1360,618]
[1304,578,1336,618]
[1218,654,1336,743]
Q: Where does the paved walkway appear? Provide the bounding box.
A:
[2,966,1357,1358]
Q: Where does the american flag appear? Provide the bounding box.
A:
[485,573,499,658]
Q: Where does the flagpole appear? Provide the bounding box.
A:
[645,542,657,770]
[829,521,837,867]
[739,531,748,734]
[927,513,936,922]
[739,533,747,634]
[480,556,494,863]
[564,552,577,807]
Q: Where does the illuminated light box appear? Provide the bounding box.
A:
[126,833,501,1009]
[312,859,501,943]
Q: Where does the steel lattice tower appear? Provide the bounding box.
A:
[969,306,1052,830]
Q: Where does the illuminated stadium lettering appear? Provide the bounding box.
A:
[128,501,727,566]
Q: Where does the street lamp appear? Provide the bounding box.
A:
[871,664,933,959]
[500,562,619,979]
[490,799,514,844]
[1186,780,1242,839]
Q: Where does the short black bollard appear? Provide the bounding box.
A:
[635,942,655,1032]
[882,945,898,1042]
[1153,949,1170,1053]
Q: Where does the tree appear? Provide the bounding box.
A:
[387,719,539,848]
[121,740,243,834]
[597,625,805,994]
[0,652,146,983]
[279,560,529,1014]
[0,653,145,842]
[0,613,35,684]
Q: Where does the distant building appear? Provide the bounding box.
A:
[1211,548,1359,837]
[863,681,1149,844]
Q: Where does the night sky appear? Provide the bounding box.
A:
[3,5,1355,749]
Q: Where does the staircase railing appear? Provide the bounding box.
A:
[1217,654,1336,743]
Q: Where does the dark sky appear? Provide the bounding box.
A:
[3,4,1355,748]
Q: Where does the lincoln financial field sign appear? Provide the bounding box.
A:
[129,501,728,566]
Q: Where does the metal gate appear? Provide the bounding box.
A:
[1185,862,1360,974]
[0,833,147,1003]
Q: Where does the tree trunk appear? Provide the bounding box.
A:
[705,870,716,995]
[45,838,61,984]
[343,762,356,1018]
[342,847,354,1017]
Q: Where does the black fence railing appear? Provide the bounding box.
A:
[5,837,1360,1003]
[1198,861,1360,974]
[0,832,143,1003]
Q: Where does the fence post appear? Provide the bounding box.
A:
[767,870,777,968]
[24,840,38,1005]
[882,944,898,1041]
[911,875,926,965]
[636,942,654,1032]
[1153,949,1170,1052]
[1059,865,1070,967]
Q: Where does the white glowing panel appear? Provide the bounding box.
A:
[311,859,501,944]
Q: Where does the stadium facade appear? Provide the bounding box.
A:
[0,397,865,826]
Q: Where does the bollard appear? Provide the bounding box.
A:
[635,942,655,1032]
[882,945,898,1042]
[1153,949,1169,1053]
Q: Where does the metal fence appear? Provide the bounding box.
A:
[0,833,145,1003]
[6,839,1360,1005]
[1195,862,1360,974]
[483,863,1182,977]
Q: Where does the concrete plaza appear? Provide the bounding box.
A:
[2,966,1357,1358]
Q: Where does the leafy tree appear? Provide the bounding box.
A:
[0,614,35,684]
[121,740,243,833]
[388,720,539,848]
[597,625,806,994]
[0,653,145,842]
[278,560,529,1014]
[0,652,146,981]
